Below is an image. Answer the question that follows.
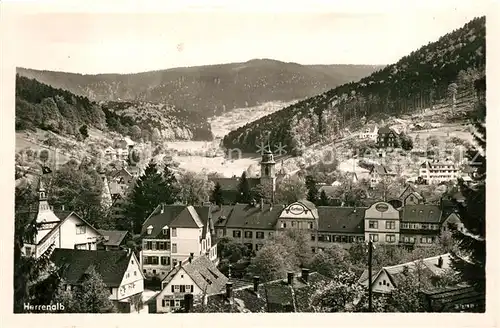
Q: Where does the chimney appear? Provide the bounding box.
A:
[226,282,233,299]
[184,293,193,313]
[160,204,165,214]
[253,276,260,292]
[437,256,443,268]
[287,272,294,285]
[301,268,310,282]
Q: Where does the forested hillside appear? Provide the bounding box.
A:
[17,60,382,116]
[223,17,486,155]
[15,75,213,141]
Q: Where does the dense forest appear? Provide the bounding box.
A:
[15,75,213,141]
[223,17,486,155]
[17,60,382,117]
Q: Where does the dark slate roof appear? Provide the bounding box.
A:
[370,164,389,175]
[98,229,129,246]
[211,205,234,228]
[141,205,186,238]
[401,205,442,223]
[50,249,133,287]
[317,207,366,233]
[169,206,204,228]
[162,256,228,295]
[224,203,282,230]
[378,126,397,135]
[192,272,331,313]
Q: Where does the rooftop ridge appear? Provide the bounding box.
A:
[383,253,450,270]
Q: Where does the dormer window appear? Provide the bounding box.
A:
[162,228,168,235]
[146,225,153,235]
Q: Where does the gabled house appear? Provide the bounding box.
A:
[399,184,425,205]
[190,269,331,313]
[50,248,147,313]
[369,164,390,188]
[154,255,228,313]
[20,180,102,258]
[377,126,399,148]
[358,254,453,295]
[139,204,218,279]
[97,230,131,251]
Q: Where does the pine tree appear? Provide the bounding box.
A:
[212,182,224,205]
[162,163,178,204]
[319,189,330,206]
[237,172,251,204]
[305,175,319,204]
[127,161,170,233]
[450,78,486,302]
[54,266,116,313]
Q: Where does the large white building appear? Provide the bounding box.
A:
[419,161,459,184]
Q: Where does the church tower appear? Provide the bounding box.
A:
[34,177,61,244]
[260,150,276,203]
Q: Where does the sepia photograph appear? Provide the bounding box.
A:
[6,0,490,318]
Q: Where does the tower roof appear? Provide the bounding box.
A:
[260,150,276,164]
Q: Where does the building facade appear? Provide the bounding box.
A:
[140,204,218,279]
[21,179,102,258]
[419,161,459,184]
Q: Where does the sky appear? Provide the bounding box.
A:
[9,2,488,74]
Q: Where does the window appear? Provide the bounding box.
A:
[244,231,253,239]
[152,269,156,274]
[311,234,316,241]
[180,285,186,293]
[134,271,137,276]
[369,221,378,229]
[311,247,316,253]
[255,244,264,251]
[386,235,396,243]
[143,269,146,273]
[291,221,296,228]
[233,230,241,238]
[75,243,87,250]
[161,257,170,265]
[25,247,32,257]
[146,241,152,250]
[349,236,355,243]
[172,259,178,266]
[162,228,169,236]
[357,236,365,242]
[385,221,395,229]
[171,228,177,237]
[76,225,86,235]
[159,242,164,250]
[172,243,177,253]
[421,224,429,229]
[281,222,287,229]
[256,232,264,239]
[369,234,379,242]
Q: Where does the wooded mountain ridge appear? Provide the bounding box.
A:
[17,60,383,117]
[15,75,213,141]
[223,17,486,155]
